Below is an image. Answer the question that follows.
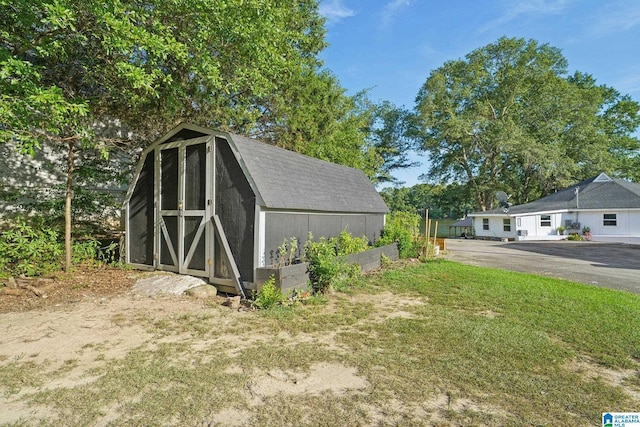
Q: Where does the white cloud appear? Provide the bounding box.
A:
[319,0,355,24]
[480,0,572,33]
[380,0,413,29]
[614,66,640,96]
[589,2,640,36]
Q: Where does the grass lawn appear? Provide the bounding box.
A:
[1,260,639,426]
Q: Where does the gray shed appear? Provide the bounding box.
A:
[123,124,389,295]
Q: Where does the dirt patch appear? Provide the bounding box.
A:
[245,362,369,404]
[565,357,640,401]
[0,264,138,313]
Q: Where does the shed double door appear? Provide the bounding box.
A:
[157,140,210,276]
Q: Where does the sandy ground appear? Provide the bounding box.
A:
[0,273,430,426]
[1,293,368,425]
[0,293,195,424]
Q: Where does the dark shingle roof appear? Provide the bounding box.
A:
[478,173,640,215]
[230,133,389,213]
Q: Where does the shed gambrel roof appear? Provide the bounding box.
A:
[230,133,389,213]
[474,173,640,216]
[149,124,389,214]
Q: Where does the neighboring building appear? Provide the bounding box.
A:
[0,140,128,224]
[123,123,389,295]
[468,173,640,244]
[448,217,473,237]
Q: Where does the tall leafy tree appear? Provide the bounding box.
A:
[413,37,640,211]
[253,68,383,179]
[379,182,474,219]
[366,101,419,183]
[1,0,364,270]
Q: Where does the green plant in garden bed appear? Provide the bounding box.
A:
[331,230,369,256]
[303,233,364,294]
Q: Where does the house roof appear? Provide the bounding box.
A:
[449,217,473,228]
[143,123,388,214]
[471,173,640,216]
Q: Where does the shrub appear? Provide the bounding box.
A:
[0,217,120,277]
[331,230,369,256]
[72,239,100,265]
[376,212,421,258]
[303,231,371,294]
[304,236,342,293]
[0,219,63,277]
[331,262,361,293]
[253,275,284,309]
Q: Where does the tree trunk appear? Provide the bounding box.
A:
[64,140,75,271]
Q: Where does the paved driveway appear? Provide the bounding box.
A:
[443,239,640,294]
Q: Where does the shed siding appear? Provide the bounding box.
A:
[263,212,385,267]
[215,137,256,282]
[128,154,155,265]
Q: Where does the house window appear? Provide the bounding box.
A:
[503,219,511,232]
[540,215,551,227]
[603,213,617,227]
[516,217,521,227]
[482,218,489,230]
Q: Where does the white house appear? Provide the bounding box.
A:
[469,173,640,244]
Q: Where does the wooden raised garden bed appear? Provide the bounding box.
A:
[255,243,399,294]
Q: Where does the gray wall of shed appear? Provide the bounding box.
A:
[263,212,384,267]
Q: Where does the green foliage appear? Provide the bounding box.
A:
[253,275,284,310]
[275,237,300,268]
[376,212,420,259]
[379,181,475,219]
[365,101,419,183]
[0,0,413,266]
[71,239,100,265]
[303,231,369,293]
[380,253,392,268]
[332,230,369,256]
[304,236,342,293]
[330,263,361,293]
[0,216,120,277]
[413,36,640,210]
[566,233,583,241]
[259,72,387,180]
[0,219,63,277]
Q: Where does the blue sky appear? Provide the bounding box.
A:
[318,0,640,186]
